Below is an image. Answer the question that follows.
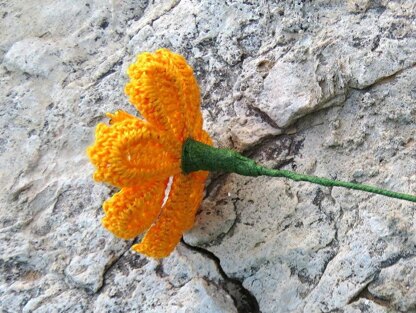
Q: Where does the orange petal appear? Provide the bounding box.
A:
[106,110,136,125]
[132,171,208,258]
[102,179,168,239]
[194,129,213,147]
[87,118,181,188]
[125,49,203,142]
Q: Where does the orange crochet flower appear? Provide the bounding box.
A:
[87,49,212,258]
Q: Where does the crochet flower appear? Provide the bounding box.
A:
[87,49,212,258]
[88,49,416,260]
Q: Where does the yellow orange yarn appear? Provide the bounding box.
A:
[87,49,212,258]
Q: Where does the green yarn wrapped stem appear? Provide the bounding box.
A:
[182,138,416,203]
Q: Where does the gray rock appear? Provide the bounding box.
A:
[1,0,415,312]
[368,257,416,312]
[167,278,237,313]
[343,299,390,313]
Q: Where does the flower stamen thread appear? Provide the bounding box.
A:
[88,48,416,259]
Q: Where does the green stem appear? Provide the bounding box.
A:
[182,138,416,203]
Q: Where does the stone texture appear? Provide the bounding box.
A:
[1,0,415,312]
[368,257,416,312]
[167,278,237,313]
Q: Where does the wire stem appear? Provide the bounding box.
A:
[182,138,416,203]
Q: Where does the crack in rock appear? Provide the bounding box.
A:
[348,284,392,309]
[95,243,135,294]
[349,62,416,92]
[380,252,415,269]
[181,239,260,313]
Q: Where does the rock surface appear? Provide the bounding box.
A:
[1,1,415,312]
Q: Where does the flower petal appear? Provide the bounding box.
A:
[125,49,203,141]
[87,118,181,188]
[102,179,168,239]
[132,171,208,258]
[106,110,136,125]
[194,129,213,147]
